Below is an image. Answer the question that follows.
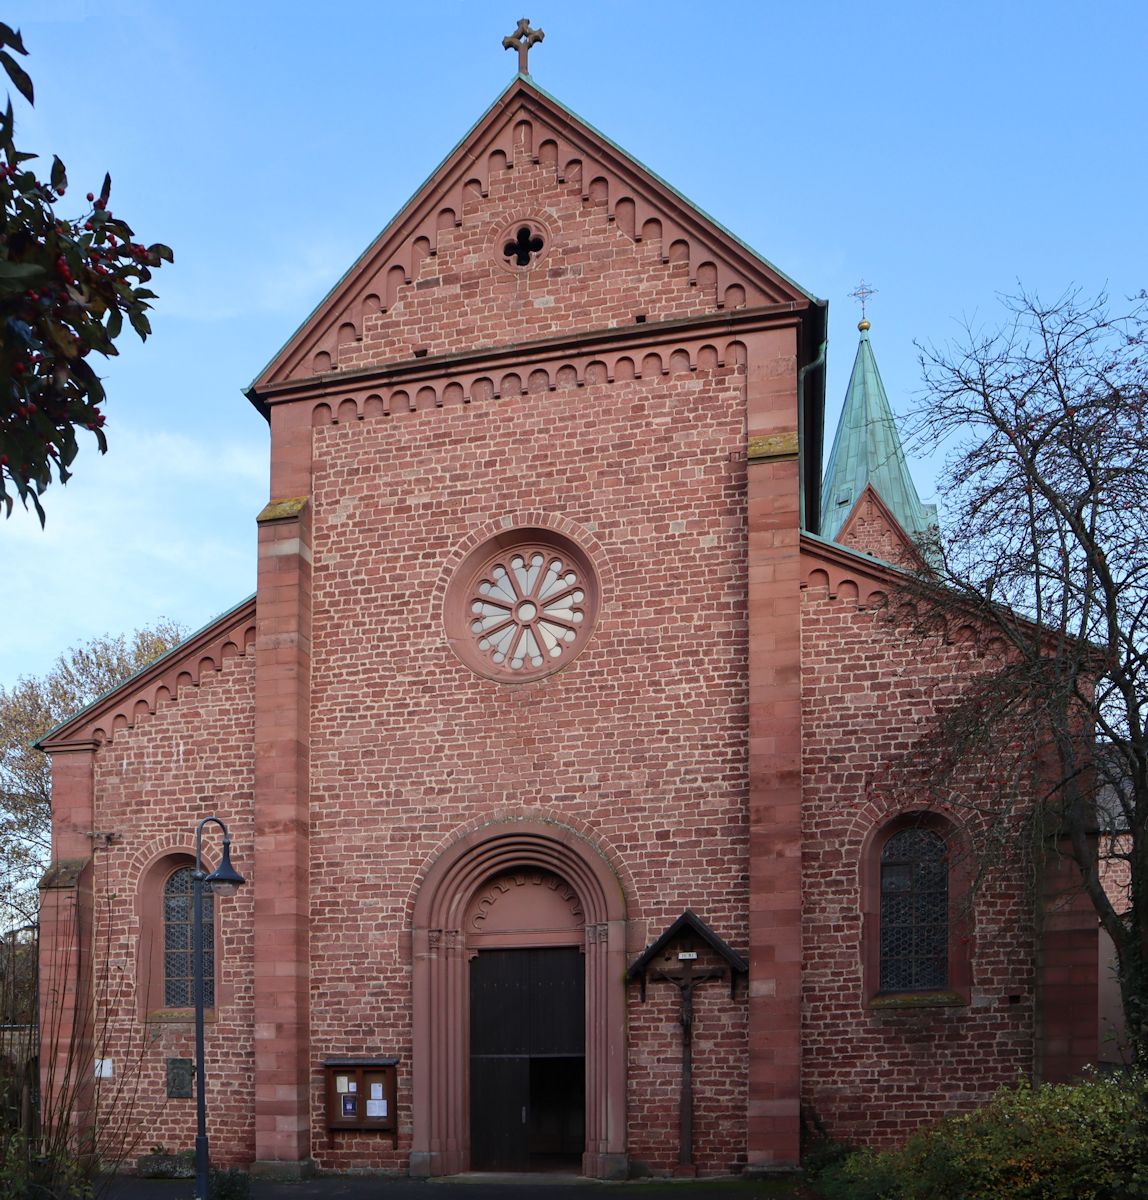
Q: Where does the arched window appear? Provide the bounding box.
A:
[163,866,213,1008]
[879,827,948,992]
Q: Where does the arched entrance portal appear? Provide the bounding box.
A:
[410,821,628,1179]
[467,871,585,1171]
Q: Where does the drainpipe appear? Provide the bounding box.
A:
[797,329,828,533]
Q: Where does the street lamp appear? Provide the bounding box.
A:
[192,816,246,1200]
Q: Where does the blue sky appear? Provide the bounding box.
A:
[2,0,1146,683]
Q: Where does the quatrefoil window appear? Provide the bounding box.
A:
[503,224,545,267]
[445,530,600,682]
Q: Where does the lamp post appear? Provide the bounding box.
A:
[192,816,246,1200]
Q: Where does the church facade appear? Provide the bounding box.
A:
[37,61,1097,1178]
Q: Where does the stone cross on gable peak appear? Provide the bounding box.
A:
[503,18,544,74]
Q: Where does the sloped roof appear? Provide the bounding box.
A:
[626,909,748,1000]
[247,73,824,401]
[36,595,257,750]
[820,323,936,542]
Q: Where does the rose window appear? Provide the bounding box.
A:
[470,551,585,671]
[445,529,600,682]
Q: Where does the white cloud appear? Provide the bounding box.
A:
[3,427,265,684]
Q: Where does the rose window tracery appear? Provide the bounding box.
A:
[470,550,585,671]
[445,528,600,682]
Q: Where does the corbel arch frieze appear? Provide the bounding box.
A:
[801,551,1009,660]
[801,562,889,610]
[306,335,748,427]
[264,88,799,387]
[43,604,257,750]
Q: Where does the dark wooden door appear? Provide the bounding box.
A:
[470,947,584,1171]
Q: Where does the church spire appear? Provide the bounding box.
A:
[819,315,936,544]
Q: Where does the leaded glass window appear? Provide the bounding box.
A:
[879,828,948,992]
[163,867,213,1008]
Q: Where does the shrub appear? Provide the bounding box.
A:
[0,1131,92,1199]
[210,1166,251,1200]
[813,1072,1148,1200]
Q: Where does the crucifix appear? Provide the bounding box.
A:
[652,951,726,1176]
[628,911,748,1175]
[503,18,545,74]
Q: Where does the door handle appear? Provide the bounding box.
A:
[522,1106,526,1124]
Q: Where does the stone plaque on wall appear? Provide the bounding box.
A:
[166,1057,193,1099]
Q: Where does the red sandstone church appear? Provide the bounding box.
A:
[37,27,1097,1179]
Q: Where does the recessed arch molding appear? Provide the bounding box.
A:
[410,819,628,1179]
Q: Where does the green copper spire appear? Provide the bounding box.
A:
[820,321,936,543]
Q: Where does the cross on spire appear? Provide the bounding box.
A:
[849,279,878,331]
[503,18,544,74]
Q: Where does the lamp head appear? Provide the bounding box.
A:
[204,837,246,897]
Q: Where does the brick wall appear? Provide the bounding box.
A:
[799,564,1036,1146]
[304,362,751,1173]
[81,655,257,1166]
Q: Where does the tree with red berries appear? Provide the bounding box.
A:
[0,23,171,523]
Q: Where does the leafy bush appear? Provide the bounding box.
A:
[814,1072,1148,1200]
[210,1166,251,1200]
[0,1131,92,1199]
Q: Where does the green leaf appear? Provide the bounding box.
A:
[128,309,151,339]
[106,307,122,340]
[148,243,174,263]
[0,260,44,280]
[50,155,66,191]
[98,172,111,207]
[0,51,33,105]
[0,24,27,55]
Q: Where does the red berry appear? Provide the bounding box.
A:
[86,192,94,201]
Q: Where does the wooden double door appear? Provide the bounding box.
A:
[469,946,585,1171]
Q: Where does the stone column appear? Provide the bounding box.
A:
[38,747,96,1147]
[251,490,313,1176]
[743,324,803,1169]
[1036,841,1099,1081]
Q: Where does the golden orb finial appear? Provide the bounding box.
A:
[858,318,871,332]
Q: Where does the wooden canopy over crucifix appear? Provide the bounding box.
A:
[627,911,749,1176]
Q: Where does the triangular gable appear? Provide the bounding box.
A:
[37,596,257,750]
[835,483,928,569]
[248,76,818,405]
